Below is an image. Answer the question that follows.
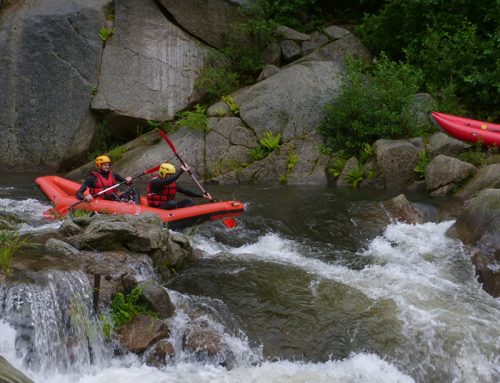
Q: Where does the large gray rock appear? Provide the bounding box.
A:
[235,34,371,142]
[92,0,214,127]
[428,132,470,157]
[454,164,500,199]
[425,155,477,192]
[0,0,108,171]
[373,139,421,191]
[157,0,247,49]
[448,188,500,297]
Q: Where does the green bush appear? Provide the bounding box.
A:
[176,105,208,131]
[195,67,240,103]
[111,287,158,328]
[356,0,499,118]
[318,56,425,154]
[0,231,35,276]
[250,131,282,161]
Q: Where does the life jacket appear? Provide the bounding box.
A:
[89,170,117,198]
[147,177,176,207]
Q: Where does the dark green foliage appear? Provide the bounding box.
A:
[111,287,158,328]
[356,0,499,118]
[88,121,112,160]
[246,0,324,32]
[318,56,430,154]
[195,67,240,103]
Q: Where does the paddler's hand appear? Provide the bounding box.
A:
[203,192,212,201]
[181,164,190,173]
[84,194,93,202]
[125,176,132,184]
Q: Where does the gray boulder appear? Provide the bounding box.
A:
[91,0,214,128]
[373,139,421,190]
[454,164,500,199]
[0,0,108,171]
[425,155,477,193]
[157,0,247,49]
[428,132,470,157]
[448,188,500,297]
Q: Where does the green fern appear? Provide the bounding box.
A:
[346,165,365,188]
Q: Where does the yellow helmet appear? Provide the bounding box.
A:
[159,163,176,178]
[95,155,111,169]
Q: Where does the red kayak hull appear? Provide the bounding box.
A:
[35,176,244,230]
[430,112,500,147]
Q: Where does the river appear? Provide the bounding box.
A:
[0,173,499,383]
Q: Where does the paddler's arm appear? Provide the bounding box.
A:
[76,177,96,201]
[177,185,212,200]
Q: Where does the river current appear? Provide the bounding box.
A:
[0,173,499,383]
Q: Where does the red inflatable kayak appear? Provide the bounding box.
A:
[35,176,244,230]
[430,112,500,147]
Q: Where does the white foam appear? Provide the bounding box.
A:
[41,353,414,383]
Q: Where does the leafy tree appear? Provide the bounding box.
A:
[318,56,431,154]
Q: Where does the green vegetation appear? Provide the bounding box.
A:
[250,131,282,160]
[107,145,128,162]
[222,95,240,115]
[318,56,437,154]
[459,142,500,167]
[346,164,365,188]
[195,0,326,100]
[357,0,498,119]
[328,156,346,178]
[88,121,112,161]
[195,64,240,103]
[414,150,431,179]
[0,231,36,276]
[176,104,208,131]
[111,287,158,328]
[99,27,113,41]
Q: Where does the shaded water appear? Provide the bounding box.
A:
[0,173,499,382]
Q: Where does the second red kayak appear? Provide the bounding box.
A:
[430,112,500,147]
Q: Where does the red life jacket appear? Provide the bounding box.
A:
[89,171,117,198]
[147,177,176,207]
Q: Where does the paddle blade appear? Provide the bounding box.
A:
[157,130,177,155]
[222,218,237,229]
[43,206,69,220]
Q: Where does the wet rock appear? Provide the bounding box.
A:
[0,356,34,383]
[145,339,176,368]
[45,238,80,257]
[381,194,425,224]
[136,280,175,319]
[448,188,500,297]
[118,314,169,353]
[182,327,223,356]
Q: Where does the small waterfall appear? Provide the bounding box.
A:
[0,270,111,375]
